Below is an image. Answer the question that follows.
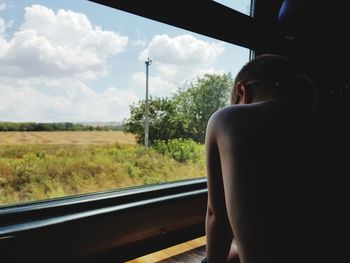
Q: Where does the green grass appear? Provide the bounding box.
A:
[0,142,205,206]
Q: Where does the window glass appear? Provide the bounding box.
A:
[213,0,252,15]
[0,0,250,206]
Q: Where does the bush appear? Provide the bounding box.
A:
[153,139,203,163]
[0,142,205,205]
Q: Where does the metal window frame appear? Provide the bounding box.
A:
[1,178,207,262]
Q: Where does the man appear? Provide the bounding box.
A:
[204,54,317,263]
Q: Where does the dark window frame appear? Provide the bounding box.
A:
[1,178,208,262]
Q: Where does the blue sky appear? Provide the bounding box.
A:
[0,0,251,123]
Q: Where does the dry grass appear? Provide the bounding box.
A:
[0,131,136,145]
[0,132,205,206]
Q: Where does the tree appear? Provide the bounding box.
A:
[174,73,232,143]
[123,73,233,145]
[123,97,188,145]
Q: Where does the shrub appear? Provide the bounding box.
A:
[0,142,205,205]
[153,138,203,163]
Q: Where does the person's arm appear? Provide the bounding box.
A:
[205,112,233,263]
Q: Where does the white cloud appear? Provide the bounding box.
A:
[0,17,13,37]
[0,3,6,11]
[139,34,224,66]
[0,5,231,123]
[132,72,177,98]
[0,4,135,122]
[0,4,128,80]
[0,81,137,122]
[134,34,225,97]
[0,17,4,33]
[132,39,147,48]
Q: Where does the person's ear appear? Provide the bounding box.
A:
[236,82,252,104]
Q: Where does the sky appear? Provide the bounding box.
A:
[0,0,251,123]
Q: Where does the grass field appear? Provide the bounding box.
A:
[0,131,136,145]
[0,131,205,206]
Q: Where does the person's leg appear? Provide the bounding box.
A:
[227,240,240,263]
[202,240,240,263]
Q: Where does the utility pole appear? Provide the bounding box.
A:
[144,57,152,148]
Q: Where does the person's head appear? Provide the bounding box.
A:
[231,53,317,112]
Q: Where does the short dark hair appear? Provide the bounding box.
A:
[230,54,316,111]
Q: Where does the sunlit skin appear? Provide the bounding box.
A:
[204,54,315,263]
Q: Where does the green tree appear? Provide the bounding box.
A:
[123,73,233,145]
[123,97,188,145]
[174,73,232,143]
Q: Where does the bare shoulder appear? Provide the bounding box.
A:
[206,100,303,145]
[207,105,243,129]
[207,106,231,127]
[206,105,238,139]
[207,101,272,133]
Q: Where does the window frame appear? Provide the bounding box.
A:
[1,178,207,262]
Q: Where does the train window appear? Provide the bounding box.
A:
[0,0,250,206]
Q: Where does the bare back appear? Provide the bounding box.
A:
[206,100,314,263]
